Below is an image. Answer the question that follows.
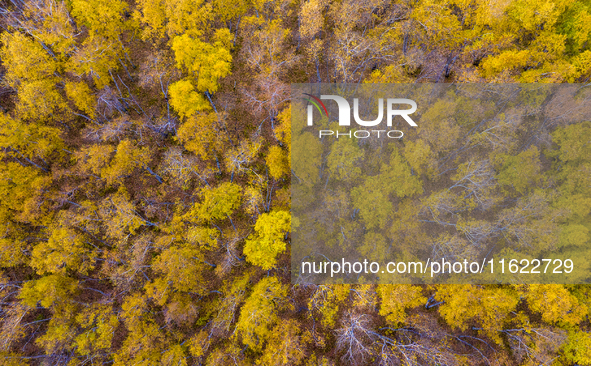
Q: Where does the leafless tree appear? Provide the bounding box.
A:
[215,233,244,278]
[138,52,180,129]
[0,303,27,352]
[497,191,560,250]
[431,234,478,264]
[96,86,126,119]
[335,312,375,365]
[242,75,290,123]
[84,115,133,142]
[502,327,566,365]
[449,159,497,209]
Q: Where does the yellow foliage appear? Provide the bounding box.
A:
[224,137,263,175]
[436,285,520,343]
[525,284,587,326]
[165,0,213,38]
[98,189,147,239]
[19,274,78,309]
[308,284,351,329]
[16,79,66,120]
[185,182,242,223]
[403,139,436,178]
[75,144,115,176]
[0,163,51,224]
[31,226,93,275]
[266,145,289,180]
[70,0,129,38]
[377,285,426,325]
[0,32,59,88]
[300,0,324,39]
[214,0,249,21]
[244,210,291,270]
[65,80,97,118]
[68,35,122,89]
[235,276,288,351]
[152,246,204,293]
[74,304,119,356]
[176,112,227,158]
[257,319,309,365]
[169,78,210,118]
[101,140,151,185]
[134,0,167,40]
[171,29,233,93]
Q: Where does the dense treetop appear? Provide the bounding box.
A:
[0,0,590,365]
